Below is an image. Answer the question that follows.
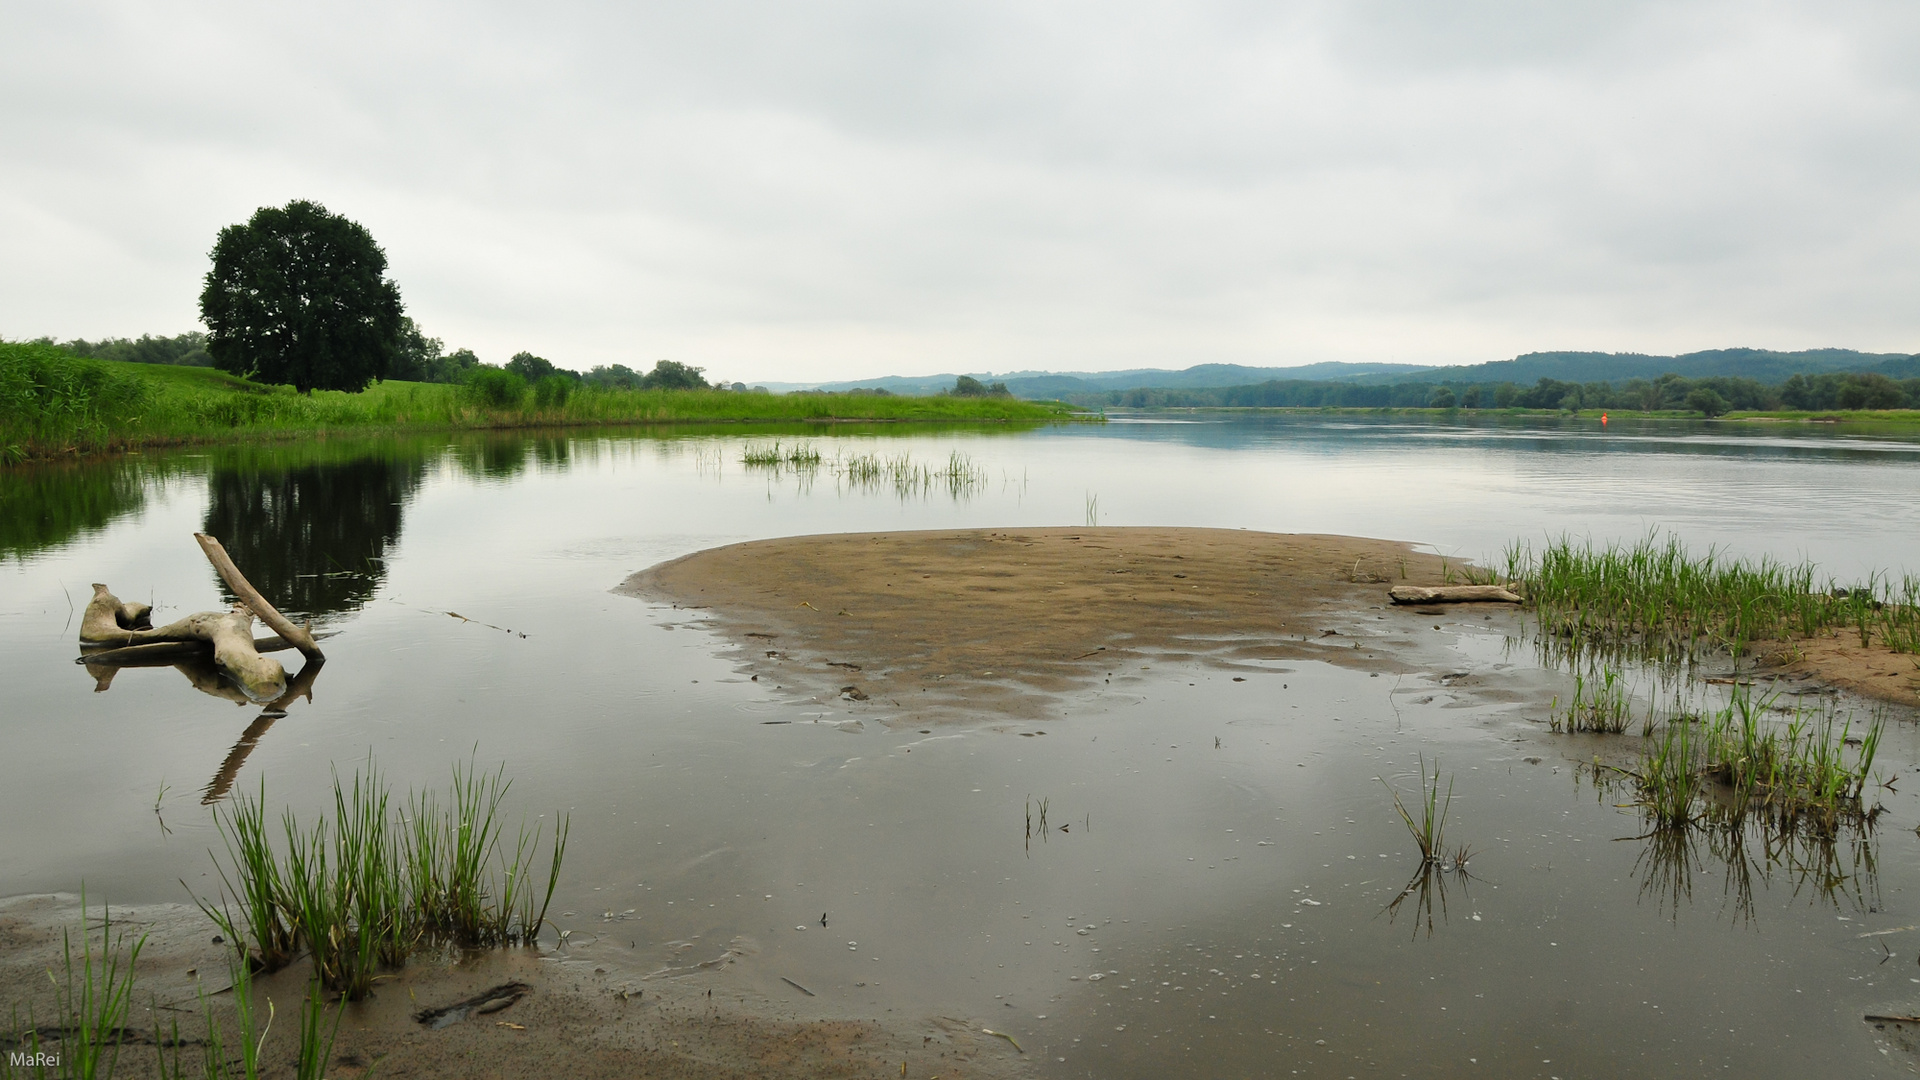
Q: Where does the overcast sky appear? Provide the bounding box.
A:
[3,1,1916,382]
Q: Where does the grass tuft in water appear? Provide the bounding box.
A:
[205,755,569,999]
[739,441,822,468]
[1549,666,1633,734]
[204,783,298,974]
[1632,688,1881,833]
[1383,756,1455,866]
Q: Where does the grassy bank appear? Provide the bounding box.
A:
[1503,532,1920,666]
[0,343,1088,462]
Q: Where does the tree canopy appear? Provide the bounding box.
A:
[639,360,708,390]
[199,200,406,393]
[506,351,566,384]
[950,375,1012,398]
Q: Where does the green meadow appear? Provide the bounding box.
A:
[0,342,1086,462]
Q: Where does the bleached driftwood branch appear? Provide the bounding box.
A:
[194,532,324,661]
[76,535,324,703]
[80,586,287,701]
[1388,584,1523,605]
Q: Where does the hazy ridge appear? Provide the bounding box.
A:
[765,348,1917,399]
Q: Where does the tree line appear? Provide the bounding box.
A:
[36,200,731,398]
[1082,371,1920,414]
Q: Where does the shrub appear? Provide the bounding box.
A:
[951,375,1012,398]
[0,341,151,455]
[465,366,527,408]
[1686,388,1728,417]
[533,373,573,408]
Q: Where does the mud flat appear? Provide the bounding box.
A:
[0,892,1021,1080]
[621,527,1492,720]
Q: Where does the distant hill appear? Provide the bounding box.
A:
[756,349,1916,400]
[1370,348,1916,387]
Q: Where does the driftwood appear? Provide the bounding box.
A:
[77,586,153,638]
[76,535,326,703]
[80,595,286,701]
[195,532,324,661]
[1388,584,1523,605]
[75,634,305,668]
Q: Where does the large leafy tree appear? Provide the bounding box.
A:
[199,200,405,392]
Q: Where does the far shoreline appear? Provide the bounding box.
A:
[1099,404,1920,426]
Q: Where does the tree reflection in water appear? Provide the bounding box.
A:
[202,454,428,619]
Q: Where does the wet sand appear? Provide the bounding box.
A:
[1762,631,1920,707]
[627,526,1916,713]
[0,893,1021,1080]
[621,527,1474,720]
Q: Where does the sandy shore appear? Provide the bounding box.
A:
[626,526,1918,713]
[0,893,1020,1080]
[621,527,1481,721]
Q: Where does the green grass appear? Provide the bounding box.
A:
[204,756,568,1000]
[740,442,992,498]
[1,896,343,1080]
[739,441,823,468]
[1,343,1090,462]
[1632,687,1881,832]
[1548,666,1635,734]
[1506,532,1920,668]
[1382,756,1459,867]
[1,892,144,1080]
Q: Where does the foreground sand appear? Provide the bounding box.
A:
[0,894,1018,1080]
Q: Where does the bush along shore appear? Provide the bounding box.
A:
[0,342,1089,463]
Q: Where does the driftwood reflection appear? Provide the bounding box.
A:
[200,657,325,803]
[76,642,326,804]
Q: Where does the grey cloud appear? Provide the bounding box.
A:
[2,1,1915,380]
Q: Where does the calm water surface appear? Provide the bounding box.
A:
[3,414,1920,1078]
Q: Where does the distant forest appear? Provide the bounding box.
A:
[1083,371,1920,413]
[33,330,1920,411]
[32,325,736,392]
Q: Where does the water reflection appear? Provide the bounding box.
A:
[75,641,327,802]
[201,657,326,803]
[0,459,156,561]
[202,455,426,618]
[1381,862,1476,938]
[1626,805,1881,922]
